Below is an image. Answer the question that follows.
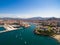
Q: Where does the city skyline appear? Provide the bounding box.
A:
[0,0,60,18]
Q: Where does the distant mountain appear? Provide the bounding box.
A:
[0,17,21,20]
[0,17,60,21]
[0,17,44,20]
[26,17,43,20]
[26,17,50,20]
[47,17,60,21]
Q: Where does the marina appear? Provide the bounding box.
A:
[0,24,60,45]
[0,0,60,45]
[0,22,30,33]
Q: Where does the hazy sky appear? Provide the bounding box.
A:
[0,0,60,18]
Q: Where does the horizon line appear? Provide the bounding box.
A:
[0,16,60,18]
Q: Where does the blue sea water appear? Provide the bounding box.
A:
[0,24,60,45]
[0,27,5,31]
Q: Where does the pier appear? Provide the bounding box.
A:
[0,24,18,33]
[0,22,30,33]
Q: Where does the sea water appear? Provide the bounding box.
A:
[0,24,60,45]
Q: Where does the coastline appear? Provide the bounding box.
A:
[34,30,53,36]
[34,30,60,42]
[52,34,60,42]
[0,24,30,33]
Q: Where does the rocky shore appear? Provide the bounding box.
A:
[34,30,51,36]
[34,30,60,42]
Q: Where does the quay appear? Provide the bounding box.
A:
[0,23,30,33]
[0,24,18,33]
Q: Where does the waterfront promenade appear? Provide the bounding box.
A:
[0,24,17,33]
[0,22,30,33]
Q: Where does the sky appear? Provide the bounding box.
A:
[0,0,60,18]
